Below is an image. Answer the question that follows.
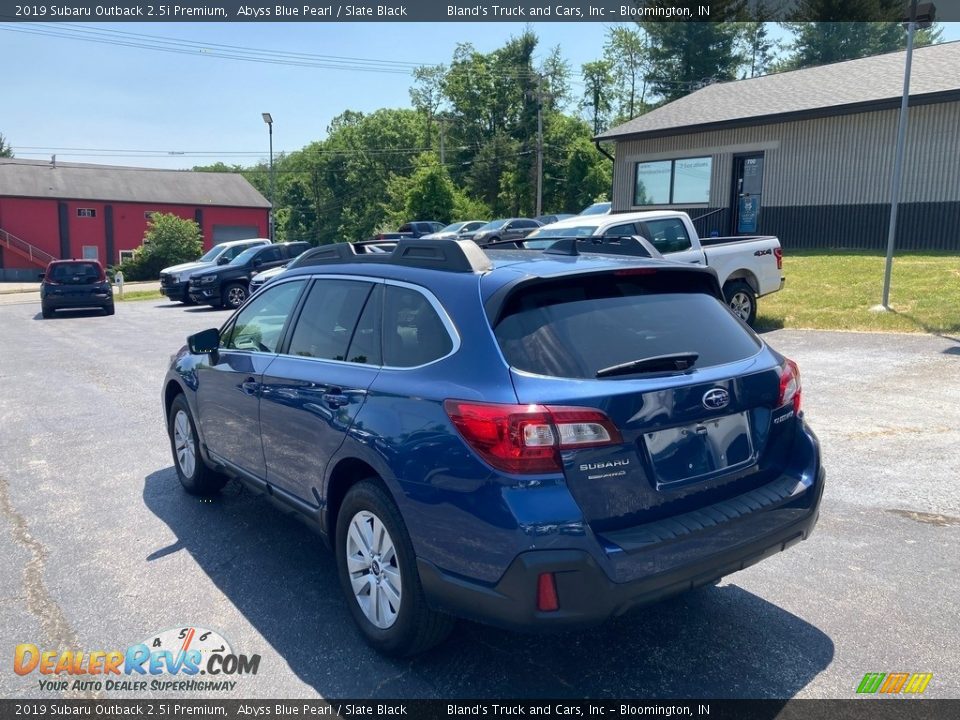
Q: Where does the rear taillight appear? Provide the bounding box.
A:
[443,400,622,474]
[774,247,783,270]
[778,359,801,413]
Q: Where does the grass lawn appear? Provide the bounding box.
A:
[755,250,960,334]
[116,289,164,302]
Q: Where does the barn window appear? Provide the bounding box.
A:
[635,157,712,206]
[118,250,135,263]
[82,246,99,260]
[144,211,157,220]
[77,208,97,218]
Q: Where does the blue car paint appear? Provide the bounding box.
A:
[163,250,824,628]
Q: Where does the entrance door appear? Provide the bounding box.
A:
[731,154,764,235]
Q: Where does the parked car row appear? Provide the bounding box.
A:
[162,232,820,658]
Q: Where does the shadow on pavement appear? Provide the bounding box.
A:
[143,468,833,699]
[33,309,108,321]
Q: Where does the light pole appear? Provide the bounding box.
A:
[880,1,935,309]
[262,112,275,241]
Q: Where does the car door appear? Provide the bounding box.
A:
[506,219,539,241]
[258,278,383,502]
[252,245,285,274]
[195,279,307,479]
[638,217,703,264]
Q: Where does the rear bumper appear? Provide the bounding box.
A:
[43,293,112,309]
[419,465,824,632]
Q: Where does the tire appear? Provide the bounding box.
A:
[336,480,454,656]
[222,283,248,310]
[167,394,227,496]
[180,294,196,306]
[41,305,54,319]
[724,280,757,327]
[104,303,115,316]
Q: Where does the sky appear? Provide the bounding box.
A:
[3,21,959,170]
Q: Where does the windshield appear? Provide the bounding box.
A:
[198,246,223,262]
[230,247,261,266]
[580,202,611,216]
[477,219,509,231]
[438,222,467,233]
[526,225,599,239]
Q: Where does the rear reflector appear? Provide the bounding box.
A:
[537,573,559,612]
[444,400,622,474]
[778,358,802,413]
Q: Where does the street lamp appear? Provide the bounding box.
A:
[262,112,275,241]
[880,1,936,309]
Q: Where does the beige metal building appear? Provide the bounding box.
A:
[596,42,960,250]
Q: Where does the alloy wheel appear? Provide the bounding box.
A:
[729,291,753,322]
[345,510,402,629]
[173,410,196,478]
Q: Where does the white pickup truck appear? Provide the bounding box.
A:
[525,210,784,326]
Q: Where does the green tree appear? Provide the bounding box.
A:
[603,26,650,121]
[740,2,777,77]
[563,137,612,213]
[779,1,942,70]
[0,133,12,158]
[116,213,202,280]
[401,153,457,223]
[642,1,747,103]
[580,60,614,135]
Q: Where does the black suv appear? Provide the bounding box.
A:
[40,260,114,318]
[188,242,310,309]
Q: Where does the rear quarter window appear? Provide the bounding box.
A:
[493,273,760,379]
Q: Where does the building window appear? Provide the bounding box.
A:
[635,157,712,206]
[144,211,157,220]
[82,246,99,261]
[77,208,97,218]
[118,250,135,263]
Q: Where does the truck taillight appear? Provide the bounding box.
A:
[774,247,783,270]
[443,400,622,474]
[778,359,801,413]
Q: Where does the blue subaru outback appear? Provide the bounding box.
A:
[162,237,824,656]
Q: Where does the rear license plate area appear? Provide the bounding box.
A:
[642,411,754,484]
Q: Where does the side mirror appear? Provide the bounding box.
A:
[38,272,45,279]
[253,258,263,268]
[188,328,220,355]
[217,256,230,265]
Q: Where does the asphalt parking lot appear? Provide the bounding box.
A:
[1,298,958,700]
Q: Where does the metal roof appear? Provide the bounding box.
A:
[0,158,270,208]
[597,41,960,141]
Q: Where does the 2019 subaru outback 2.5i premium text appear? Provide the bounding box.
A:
[162,238,824,656]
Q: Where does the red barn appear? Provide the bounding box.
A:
[0,158,270,281]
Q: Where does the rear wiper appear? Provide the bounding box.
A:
[595,352,699,378]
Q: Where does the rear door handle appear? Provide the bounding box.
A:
[241,377,260,396]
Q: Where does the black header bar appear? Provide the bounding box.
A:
[2,700,960,720]
[2,0,959,22]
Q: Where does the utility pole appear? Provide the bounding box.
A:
[536,73,544,217]
[880,0,936,309]
[439,117,447,166]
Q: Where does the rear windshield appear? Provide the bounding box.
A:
[48,262,102,284]
[493,273,760,379]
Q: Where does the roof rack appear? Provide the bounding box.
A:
[488,234,662,259]
[295,237,493,273]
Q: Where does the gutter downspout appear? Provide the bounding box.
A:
[594,140,614,163]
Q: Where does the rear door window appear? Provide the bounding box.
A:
[603,223,638,238]
[641,218,692,253]
[493,273,759,379]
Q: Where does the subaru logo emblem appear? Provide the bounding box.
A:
[702,388,730,410]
